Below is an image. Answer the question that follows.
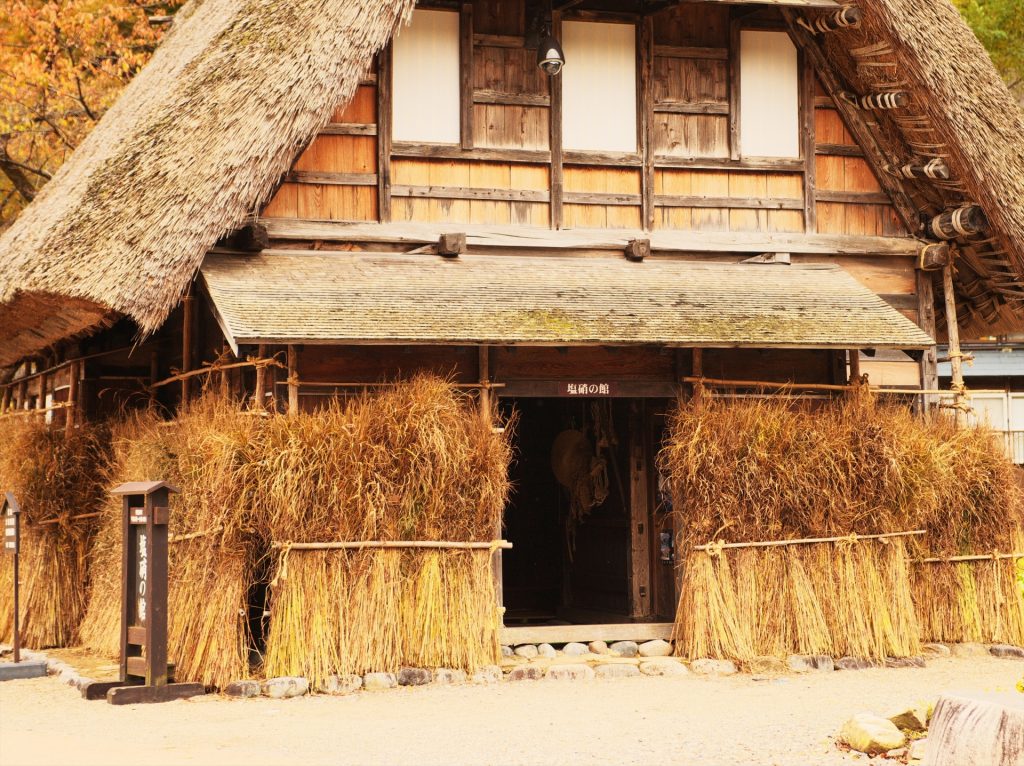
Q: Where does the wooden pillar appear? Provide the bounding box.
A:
[65,361,80,435]
[181,293,194,408]
[459,2,474,151]
[629,400,652,619]
[800,49,817,232]
[37,372,48,418]
[638,16,654,232]
[941,262,966,414]
[848,349,862,384]
[916,270,939,414]
[548,10,563,230]
[253,344,268,410]
[479,345,503,613]
[17,379,28,410]
[376,46,393,223]
[691,348,704,410]
[287,344,299,416]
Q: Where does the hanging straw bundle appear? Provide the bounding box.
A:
[660,388,1022,661]
[251,376,512,689]
[0,416,108,647]
[78,396,262,687]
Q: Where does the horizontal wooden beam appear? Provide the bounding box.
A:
[676,0,838,6]
[391,185,549,203]
[500,622,674,645]
[653,101,730,115]
[564,150,643,168]
[815,143,864,158]
[260,218,928,256]
[319,122,377,136]
[285,171,378,186]
[815,190,893,205]
[653,44,728,60]
[473,33,523,48]
[654,155,804,172]
[564,191,641,207]
[391,142,550,164]
[655,194,804,210]
[473,89,550,107]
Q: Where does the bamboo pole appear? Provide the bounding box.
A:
[941,261,966,415]
[0,401,74,420]
[0,345,135,392]
[693,529,926,552]
[479,344,503,614]
[149,358,283,389]
[679,376,1002,396]
[271,540,513,551]
[279,380,506,390]
[36,511,103,526]
[914,552,1022,564]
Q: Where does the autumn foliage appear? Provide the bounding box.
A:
[0,0,183,227]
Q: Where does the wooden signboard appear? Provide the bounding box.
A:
[3,492,21,663]
[83,481,204,705]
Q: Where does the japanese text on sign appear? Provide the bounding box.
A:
[563,382,613,396]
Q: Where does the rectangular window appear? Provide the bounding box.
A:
[562,21,637,153]
[393,9,460,144]
[739,30,800,158]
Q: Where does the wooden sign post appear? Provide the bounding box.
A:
[3,492,21,661]
[83,481,204,704]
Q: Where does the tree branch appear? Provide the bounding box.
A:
[0,140,39,203]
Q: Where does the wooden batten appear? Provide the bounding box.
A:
[897,158,950,181]
[917,242,950,271]
[217,222,269,252]
[438,232,467,256]
[839,90,910,111]
[929,206,987,240]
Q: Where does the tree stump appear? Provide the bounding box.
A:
[925,692,1024,766]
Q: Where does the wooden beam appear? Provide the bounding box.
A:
[549,11,564,230]
[478,344,501,612]
[783,10,922,236]
[639,16,654,232]
[848,348,861,383]
[499,622,674,645]
[655,194,804,210]
[253,343,267,410]
[629,401,652,619]
[653,45,729,60]
[653,101,729,115]
[460,2,474,150]
[814,190,893,205]
[392,185,549,203]
[728,13,741,161]
[802,5,862,33]
[941,261,965,410]
[392,142,550,164]
[65,360,79,435]
[319,122,377,136]
[625,238,650,262]
[801,49,817,232]
[928,206,987,240]
[286,171,378,186]
[376,45,393,223]
[473,89,550,107]
[815,143,864,158]
[438,232,467,257]
[654,155,805,171]
[287,344,299,416]
[691,348,704,410]
[918,242,951,271]
[218,222,268,252]
[916,270,938,413]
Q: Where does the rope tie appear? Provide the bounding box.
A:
[706,540,726,559]
[269,541,293,589]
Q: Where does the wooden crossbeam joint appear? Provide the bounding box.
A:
[624,238,650,262]
[438,232,467,257]
[839,90,909,110]
[217,222,269,252]
[917,242,951,271]
[929,206,987,240]
[895,158,950,181]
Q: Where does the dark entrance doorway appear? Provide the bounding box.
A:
[500,397,635,625]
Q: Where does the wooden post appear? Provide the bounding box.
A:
[37,372,48,418]
[549,10,563,230]
[377,46,393,223]
[459,2,474,151]
[848,349,861,384]
[916,269,939,415]
[800,49,817,232]
[479,345,502,613]
[638,16,654,232]
[65,361,80,435]
[941,261,966,414]
[287,344,299,416]
[181,293,194,408]
[253,344,267,410]
[691,348,704,410]
[629,401,652,619]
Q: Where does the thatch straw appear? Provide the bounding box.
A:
[78,397,261,687]
[251,376,512,688]
[0,417,108,647]
[660,389,1022,660]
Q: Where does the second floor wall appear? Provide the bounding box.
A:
[261,0,909,239]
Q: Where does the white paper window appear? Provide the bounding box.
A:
[393,10,460,144]
[739,30,800,158]
[562,21,637,153]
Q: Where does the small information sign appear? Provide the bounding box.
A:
[562,382,615,397]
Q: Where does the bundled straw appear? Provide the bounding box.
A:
[78,397,261,688]
[660,388,1023,660]
[250,376,512,688]
[0,417,108,648]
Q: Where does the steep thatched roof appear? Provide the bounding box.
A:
[0,0,1021,366]
[0,0,413,365]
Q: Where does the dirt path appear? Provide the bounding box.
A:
[1,656,1020,766]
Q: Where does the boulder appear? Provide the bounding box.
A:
[835,657,877,671]
[397,667,433,686]
[262,676,309,699]
[563,642,589,657]
[537,643,557,659]
[638,639,672,658]
[839,713,906,755]
[887,702,929,731]
[224,680,261,698]
[501,645,514,657]
[514,644,539,659]
[322,674,362,695]
[885,656,926,669]
[640,659,689,677]
[925,692,1024,766]
[610,641,639,658]
[787,654,834,673]
[690,659,737,676]
[470,666,502,684]
[588,640,610,655]
[507,665,545,681]
[951,642,990,659]
[921,643,951,658]
[547,664,595,681]
[362,672,397,691]
[989,644,1024,660]
[594,663,641,679]
[432,668,467,685]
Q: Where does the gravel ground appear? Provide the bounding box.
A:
[0,655,1020,766]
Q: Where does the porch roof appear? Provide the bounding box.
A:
[200,250,934,351]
